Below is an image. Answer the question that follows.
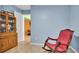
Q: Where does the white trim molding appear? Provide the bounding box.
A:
[69,46,78,53]
[31,43,43,46]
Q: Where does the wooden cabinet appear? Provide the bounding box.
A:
[0,10,17,52]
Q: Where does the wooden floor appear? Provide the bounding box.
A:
[5,41,74,53]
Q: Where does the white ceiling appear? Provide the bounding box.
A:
[15,5,31,10]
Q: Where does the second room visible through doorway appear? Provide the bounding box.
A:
[23,14,31,43]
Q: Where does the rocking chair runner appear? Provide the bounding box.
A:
[42,29,74,53]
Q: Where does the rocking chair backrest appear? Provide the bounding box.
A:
[57,29,74,45]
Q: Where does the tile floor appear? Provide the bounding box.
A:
[5,41,74,53]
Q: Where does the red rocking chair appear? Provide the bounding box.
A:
[42,29,74,53]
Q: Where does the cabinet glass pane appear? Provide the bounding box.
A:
[0,15,6,32]
[8,17,14,32]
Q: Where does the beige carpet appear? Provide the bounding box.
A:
[5,41,74,53]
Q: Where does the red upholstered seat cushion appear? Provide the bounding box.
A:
[46,42,67,52]
[46,42,56,50]
[56,44,67,52]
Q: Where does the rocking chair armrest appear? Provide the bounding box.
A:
[45,37,57,43]
[48,37,57,41]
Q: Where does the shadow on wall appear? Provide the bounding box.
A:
[70,35,79,52]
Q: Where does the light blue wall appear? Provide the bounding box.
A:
[70,6,79,35]
[70,35,79,52]
[70,5,79,52]
[31,5,70,44]
[0,5,3,10]
[21,10,31,14]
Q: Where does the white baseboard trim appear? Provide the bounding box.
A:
[31,43,43,46]
[69,46,78,53]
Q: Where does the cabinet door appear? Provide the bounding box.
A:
[8,34,17,48]
[0,39,2,51]
[0,33,17,52]
[0,38,9,52]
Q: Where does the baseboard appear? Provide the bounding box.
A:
[31,43,43,46]
[69,46,78,53]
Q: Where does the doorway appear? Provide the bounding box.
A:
[23,14,31,43]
